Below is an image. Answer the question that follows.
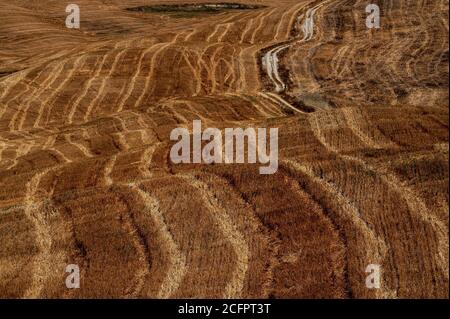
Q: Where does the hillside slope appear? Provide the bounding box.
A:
[0,0,448,298]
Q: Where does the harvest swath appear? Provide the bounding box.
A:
[0,0,448,299]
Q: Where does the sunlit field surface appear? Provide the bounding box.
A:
[0,0,448,299]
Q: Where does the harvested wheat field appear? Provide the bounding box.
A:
[0,0,448,299]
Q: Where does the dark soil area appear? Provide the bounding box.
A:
[126,3,265,18]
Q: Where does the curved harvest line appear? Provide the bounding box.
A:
[130,184,186,298]
[180,174,249,298]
